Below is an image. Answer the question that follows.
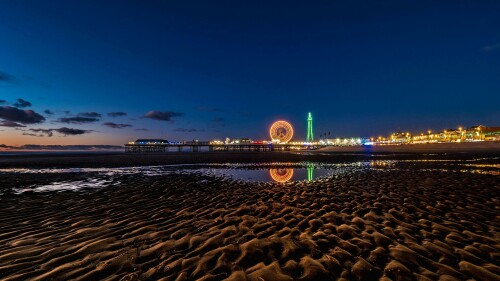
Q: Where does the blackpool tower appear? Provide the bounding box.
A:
[307,112,314,142]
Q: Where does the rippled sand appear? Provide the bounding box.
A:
[0,163,499,280]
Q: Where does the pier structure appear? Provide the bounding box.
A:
[125,140,319,153]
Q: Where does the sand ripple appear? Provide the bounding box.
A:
[0,168,499,280]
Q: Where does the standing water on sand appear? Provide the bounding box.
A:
[1,160,499,193]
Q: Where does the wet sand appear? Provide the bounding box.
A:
[0,158,499,280]
[0,142,499,169]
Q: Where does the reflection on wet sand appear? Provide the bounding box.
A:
[269,168,294,182]
[3,159,499,192]
[307,162,314,182]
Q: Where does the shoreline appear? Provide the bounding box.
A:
[0,142,498,169]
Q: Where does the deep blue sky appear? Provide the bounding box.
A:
[1,1,499,145]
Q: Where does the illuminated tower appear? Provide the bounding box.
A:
[306,112,314,142]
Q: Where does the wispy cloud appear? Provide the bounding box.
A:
[211,117,225,127]
[102,122,132,129]
[57,116,100,124]
[77,112,102,118]
[0,71,15,82]
[26,127,94,137]
[107,112,127,117]
[0,121,26,128]
[174,128,203,132]
[2,144,122,150]
[13,98,32,108]
[144,110,183,122]
[28,128,54,137]
[56,127,93,136]
[55,111,102,124]
[482,42,500,52]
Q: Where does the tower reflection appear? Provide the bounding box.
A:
[269,168,294,183]
[307,163,314,182]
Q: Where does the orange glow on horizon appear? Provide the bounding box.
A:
[0,130,126,147]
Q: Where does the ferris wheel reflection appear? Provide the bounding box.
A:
[269,168,294,183]
[269,163,315,183]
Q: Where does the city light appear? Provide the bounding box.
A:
[127,115,500,152]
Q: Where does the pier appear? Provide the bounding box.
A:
[124,140,319,153]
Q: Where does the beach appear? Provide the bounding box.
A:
[0,147,499,280]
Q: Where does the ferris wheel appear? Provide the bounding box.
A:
[269,120,293,143]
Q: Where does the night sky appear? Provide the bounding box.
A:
[1,1,499,146]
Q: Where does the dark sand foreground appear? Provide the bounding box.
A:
[0,158,499,281]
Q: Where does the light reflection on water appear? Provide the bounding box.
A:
[1,159,498,193]
[14,179,116,193]
[193,162,380,183]
[202,164,331,183]
[270,168,294,183]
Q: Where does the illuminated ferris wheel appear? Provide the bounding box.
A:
[269,168,294,183]
[270,120,293,143]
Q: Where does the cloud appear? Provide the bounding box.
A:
[77,112,102,118]
[174,128,202,132]
[28,128,54,137]
[0,106,46,124]
[13,98,32,108]
[23,127,93,137]
[23,132,41,137]
[0,100,6,104]
[14,144,122,150]
[0,121,26,127]
[0,71,15,82]
[54,112,102,124]
[57,116,99,124]
[143,110,183,122]
[211,117,225,127]
[107,112,127,117]
[28,129,54,137]
[482,43,500,52]
[0,144,15,149]
[44,109,54,115]
[136,128,149,131]
[102,122,132,129]
[197,106,223,112]
[55,127,93,136]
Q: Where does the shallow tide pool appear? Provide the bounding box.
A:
[1,159,498,193]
